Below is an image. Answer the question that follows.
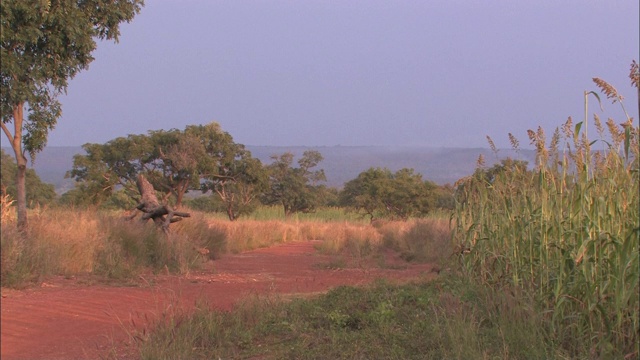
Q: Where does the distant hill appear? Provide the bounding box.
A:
[2,146,535,194]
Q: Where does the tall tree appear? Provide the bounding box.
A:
[1,0,144,230]
[339,167,391,221]
[146,128,201,207]
[340,167,437,221]
[67,122,263,214]
[191,122,267,220]
[261,150,326,218]
[67,134,151,207]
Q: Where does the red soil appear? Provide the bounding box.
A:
[1,241,436,360]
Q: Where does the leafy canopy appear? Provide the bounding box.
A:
[261,150,327,217]
[1,0,144,156]
[340,167,438,221]
[67,122,266,217]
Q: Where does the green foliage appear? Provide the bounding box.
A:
[136,278,558,359]
[184,195,221,213]
[0,0,143,154]
[340,167,439,221]
[195,123,268,220]
[452,81,639,357]
[261,150,327,218]
[1,0,143,230]
[67,122,265,214]
[0,149,55,207]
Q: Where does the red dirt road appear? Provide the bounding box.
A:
[1,241,436,360]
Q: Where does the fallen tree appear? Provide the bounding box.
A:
[129,174,190,233]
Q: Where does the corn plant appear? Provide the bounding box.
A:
[452,72,639,358]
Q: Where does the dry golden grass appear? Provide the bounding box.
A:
[1,192,16,223]
[28,208,103,275]
[1,207,452,288]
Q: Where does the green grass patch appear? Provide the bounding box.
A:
[134,275,570,359]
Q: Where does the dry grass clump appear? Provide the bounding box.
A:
[1,208,104,286]
[316,222,383,258]
[1,191,16,223]
[371,218,452,264]
[1,204,452,288]
[202,215,452,266]
[400,219,452,263]
[209,219,301,254]
[30,209,103,275]
[1,209,214,286]
[170,212,226,260]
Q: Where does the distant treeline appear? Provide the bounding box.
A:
[1,143,535,192]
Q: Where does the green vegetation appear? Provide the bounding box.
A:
[133,277,554,360]
[67,122,268,220]
[1,0,143,231]
[260,150,328,218]
[340,167,443,221]
[0,149,55,208]
[452,76,639,357]
[112,71,639,359]
[66,129,454,222]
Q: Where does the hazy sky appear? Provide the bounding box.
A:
[41,0,639,149]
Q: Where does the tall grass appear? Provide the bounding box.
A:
[1,204,451,288]
[1,209,104,285]
[452,78,639,357]
[241,205,368,223]
[0,209,212,286]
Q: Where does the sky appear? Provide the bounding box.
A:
[40,0,639,149]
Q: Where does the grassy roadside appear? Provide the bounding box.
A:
[1,207,450,288]
[131,276,556,360]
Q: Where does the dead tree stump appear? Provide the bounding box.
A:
[131,174,190,233]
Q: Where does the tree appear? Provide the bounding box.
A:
[130,174,190,233]
[340,167,437,221]
[0,149,55,207]
[146,128,202,207]
[339,167,391,220]
[1,0,144,230]
[67,134,151,207]
[202,148,267,221]
[67,122,265,216]
[261,150,327,218]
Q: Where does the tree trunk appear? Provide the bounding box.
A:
[1,103,28,232]
[284,205,292,220]
[226,204,236,221]
[175,186,185,208]
[15,162,27,231]
[132,174,190,233]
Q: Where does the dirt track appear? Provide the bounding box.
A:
[1,241,436,359]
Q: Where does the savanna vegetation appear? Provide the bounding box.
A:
[1,8,637,355]
[1,0,144,231]
[133,70,637,359]
[2,74,637,359]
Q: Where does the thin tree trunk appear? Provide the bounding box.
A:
[226,204,235,221]
[2,103,28,232]
[15,162,27,231]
